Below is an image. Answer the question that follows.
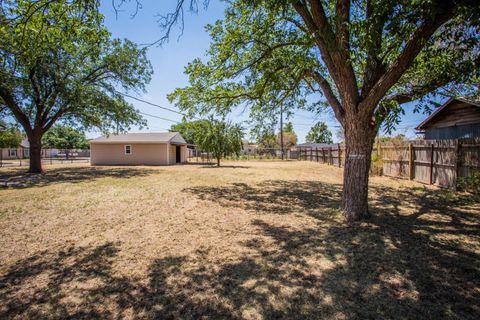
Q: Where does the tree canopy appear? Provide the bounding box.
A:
[0,0,152,172]
[256,130,277,149]
[169,120,210,145]
[277,122,298,148]
[0,123,22,148]
[283,122,294,134]
[42,125,89,151]
[197,119,244,166]
[168,0,479,126]
[306,122,333,144]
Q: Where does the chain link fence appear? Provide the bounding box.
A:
[0,148,90,168]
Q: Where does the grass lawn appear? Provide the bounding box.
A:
[0,161,479,319]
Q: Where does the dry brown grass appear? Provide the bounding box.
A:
[0,161,479,319]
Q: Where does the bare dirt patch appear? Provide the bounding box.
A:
[0,161,479,319]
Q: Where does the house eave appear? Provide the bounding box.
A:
[415,97,480,131]
[90,141,170,144]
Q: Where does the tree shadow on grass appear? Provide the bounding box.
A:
[199,165,251,169]
[1,181,479,319]
[183,180,480,318]
[0,167,156,189]
[184,180,342,217]
[0,243,243,319]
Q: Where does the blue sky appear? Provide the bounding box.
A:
[96,0,431,143]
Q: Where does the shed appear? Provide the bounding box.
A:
[90,132,188,165]
[415,98,480,139]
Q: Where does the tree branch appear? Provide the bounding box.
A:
[335,0,350,51]
[230,40,310,78]
[360,0,393,97]
[305,69,345,124]
[361,6,455,113]
[0,87,32,132]
[292,0,358,107]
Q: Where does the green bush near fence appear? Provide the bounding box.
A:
[457,169,480,194]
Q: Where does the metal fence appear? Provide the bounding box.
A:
[187,147,299,162]
[0,148,90,168]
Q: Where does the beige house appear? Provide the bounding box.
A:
[90,132,188,166]
[0,138,30,160]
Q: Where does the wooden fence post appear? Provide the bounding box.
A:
[329,147,333,165]
[338,144,341,167]
[454,140,462,189]
[429,143,434,185]
[409,143,414,180]
[316,148,318,162]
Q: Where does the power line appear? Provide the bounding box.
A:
[139,111,180,123]
[121,92,186,116]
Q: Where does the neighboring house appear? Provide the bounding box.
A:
[0,138,65,160]
[415,98,480,139]
[242,142,258,155]
[90,132,188,165]
[0,138,29,160]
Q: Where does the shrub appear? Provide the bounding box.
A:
[457,170,480,194]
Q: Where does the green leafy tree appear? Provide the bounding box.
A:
[0,124,23,148]
[169,120,210,145]
[0,0,152,173]
[42,126,89,158]
[256,130,277,149]
[278,121,298,150]
[168,0,480,222]
[197,119,244,167]
[377,134,407,143]
[277,131,297,149]
[306,122,333,144]
[283,122,294,134]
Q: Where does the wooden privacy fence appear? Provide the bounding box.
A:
[298,139,480,189]
[298,144,344,167]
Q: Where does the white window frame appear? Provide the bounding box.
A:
[124,145,132,155]
[8,149,17,157]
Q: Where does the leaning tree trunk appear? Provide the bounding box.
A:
[27,131,43,173]
[342,118,377,222]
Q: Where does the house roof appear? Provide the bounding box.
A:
[90,132,187,144]
[20,138,29,148]
[415,97,480,131]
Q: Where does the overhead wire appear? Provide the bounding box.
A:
[120,92,186,116]
[138,111,180,124]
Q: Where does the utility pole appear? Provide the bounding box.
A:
[280,104,284,160]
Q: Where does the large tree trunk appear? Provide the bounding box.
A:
[217,157,221,167]
[342,118,376,222]
[27,131,43,173]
